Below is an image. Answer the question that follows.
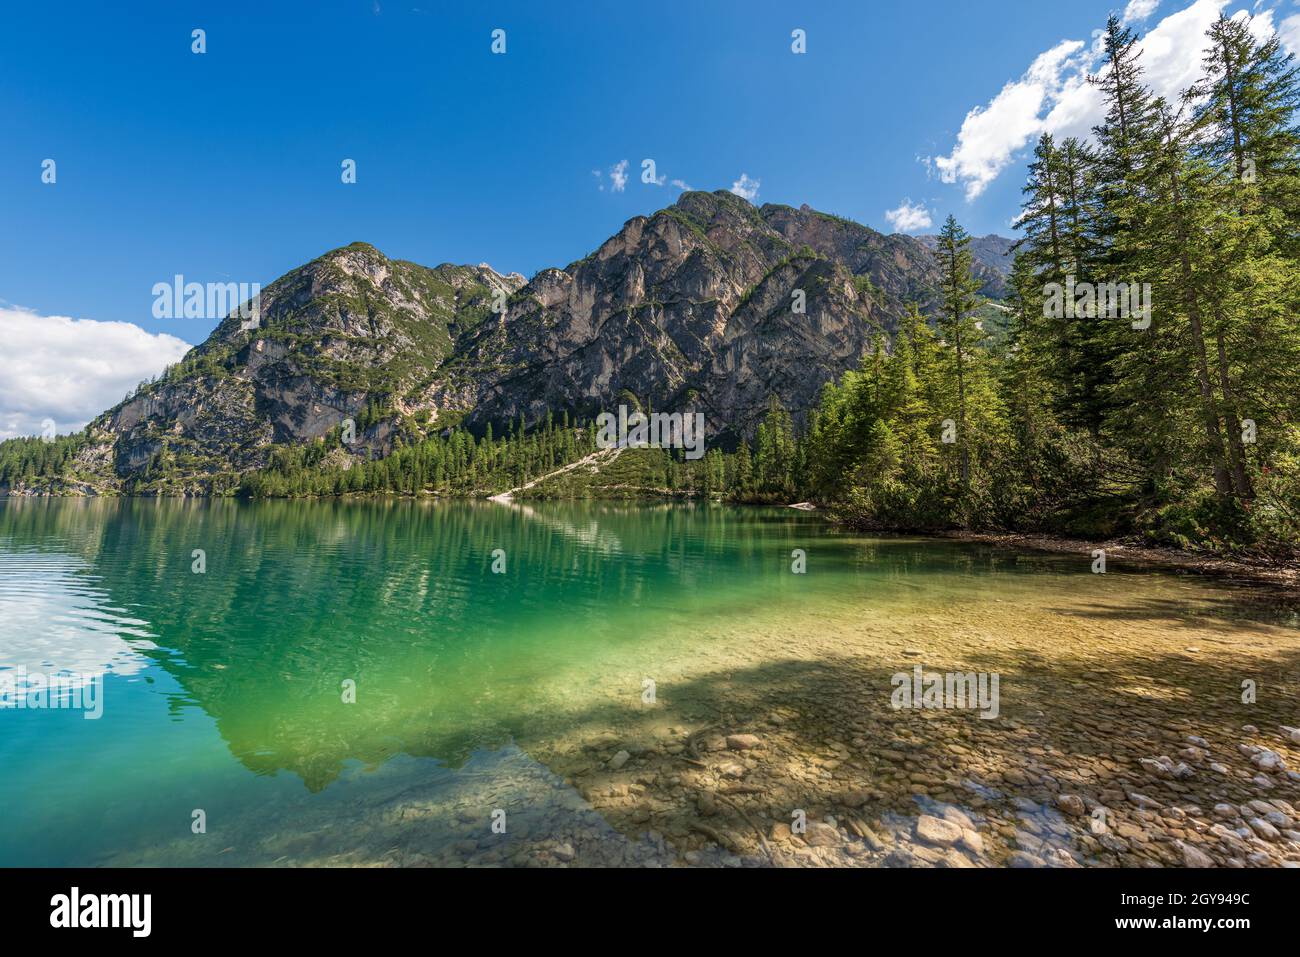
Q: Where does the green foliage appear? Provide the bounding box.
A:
[800,11,1300,554]
[820,10,1300,554]
[239,412,598,499]
[0,433,91,490]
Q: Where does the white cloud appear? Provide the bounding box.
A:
[1123,0,1161,24]
[0,305,191,440]
[884,199,933,233]
[671,178,693,190]
[931,0,1248,201]
[729,173,760,201]
[933,39,1086,200]
[1246,8,1276,44]
[1281,12,1300,56]
[1135,0,1231,107]
[609,159,629,193]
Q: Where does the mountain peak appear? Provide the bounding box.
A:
[83,200,1016,486]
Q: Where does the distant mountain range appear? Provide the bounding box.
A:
[80,191,1016,483]
[915,232,1016,300]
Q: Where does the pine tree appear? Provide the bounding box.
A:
[935,215,984,489]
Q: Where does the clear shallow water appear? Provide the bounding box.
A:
[1,497,1298,867]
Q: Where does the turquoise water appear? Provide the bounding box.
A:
[1,497,1297,867]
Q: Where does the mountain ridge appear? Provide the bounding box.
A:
[69,191,1014,489]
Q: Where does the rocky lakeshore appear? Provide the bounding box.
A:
[541,707,1300,869]
[939,531,1300,590]
[105,683,1300,870]
[96,540,1300,869]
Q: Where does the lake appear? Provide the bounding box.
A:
[2,497,1298,867]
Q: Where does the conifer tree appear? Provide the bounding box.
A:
[935,215,983,489]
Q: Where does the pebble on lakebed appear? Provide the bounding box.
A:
[527,591,1300,869]
[98,571,1300,869]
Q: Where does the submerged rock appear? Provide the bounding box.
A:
[915,815,963,847]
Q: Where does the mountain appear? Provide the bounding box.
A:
[75,191,1014,486]
[82,247,524,479]
[916,233,1017,299]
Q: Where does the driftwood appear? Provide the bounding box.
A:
[713,791,774,863]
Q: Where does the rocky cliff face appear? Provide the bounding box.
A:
[86,245,524,479]
[85,192,1012,481]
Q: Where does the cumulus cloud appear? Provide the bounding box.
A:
[933,38,1087,200]
[1122,0,1161,24]
[931,0,1263,200]
[1136,0,1235,106]
[729,173,760,201]
[671,178,693,191]
[884,199,933,233]
[0,305,191,440]
[1281,12,1300,55]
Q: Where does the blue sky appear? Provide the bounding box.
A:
[1,0,1297,436]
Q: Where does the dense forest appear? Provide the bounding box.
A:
[808,13,1300,553]
[2,14,1297,556]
